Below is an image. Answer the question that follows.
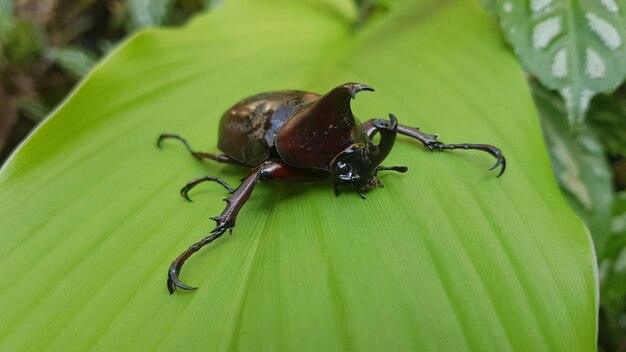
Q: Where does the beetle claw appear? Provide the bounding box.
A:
[180,187,194,202]
[489,156,506,177]
[167,266,198,294]
[415,136,506,178]
[167,227,229,294]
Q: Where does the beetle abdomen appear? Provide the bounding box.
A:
[218,91,319,165]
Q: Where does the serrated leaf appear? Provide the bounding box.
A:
[532,80,613,248]
[490,0,626,130]
[0,0,596,350]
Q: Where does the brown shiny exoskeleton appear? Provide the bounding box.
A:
[158,82,506,294]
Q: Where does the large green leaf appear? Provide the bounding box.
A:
[0,0,596,350]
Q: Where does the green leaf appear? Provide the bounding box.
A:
[588,86,626,156]
[0,0,13,41]
[598,192,626,349]
[0,0,596,350]
[46,46,98,78]
[600,192,626,265]
[479,0,496,15]
[203,0,224,10]
[1,19,44,65]
[489,0,626,130]
[127,0,174,29]
[532,80,613,248]
[15,95,50,122]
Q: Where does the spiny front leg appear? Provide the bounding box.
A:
[167,160,326,294]
[167,166,261,294]
[396,124,506,177]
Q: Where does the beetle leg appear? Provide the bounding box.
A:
[396,124,506,177]
[168,165,262,294]
[167,160,328,294]
[180,176,235,202]
[364,119,506,177]
[157,133,243,165]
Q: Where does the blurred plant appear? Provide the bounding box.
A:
[0,0,219,162]
[599,191,626,351]
[532,80,614,248]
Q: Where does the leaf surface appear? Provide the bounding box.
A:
[0,0,596,350]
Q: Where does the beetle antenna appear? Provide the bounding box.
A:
[376,166,408,174]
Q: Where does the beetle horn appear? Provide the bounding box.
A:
[370,113,398,166]
[345,83,375,99]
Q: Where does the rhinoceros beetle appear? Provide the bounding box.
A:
[158,82,506,294]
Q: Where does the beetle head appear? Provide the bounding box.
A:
[330,114,398,193]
